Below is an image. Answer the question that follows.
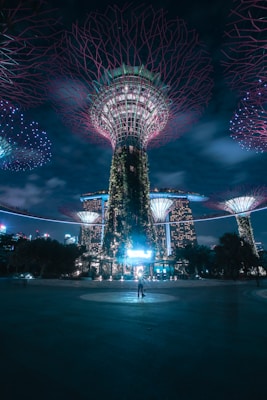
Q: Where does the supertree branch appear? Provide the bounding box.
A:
[221,0,267,94]
[0,0,61,108]
[230,80,267,152]
[48,4,213,147]
[1,0,60,40]
[58,206,80,223]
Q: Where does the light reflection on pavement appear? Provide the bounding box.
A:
[80,291,177,303]
[253,289,267,299]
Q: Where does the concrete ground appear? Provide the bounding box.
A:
[0,278,267,400]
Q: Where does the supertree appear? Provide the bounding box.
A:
[48,5,213,264]
[150,197,174,259]
[59,205,100,251]
[206,186,267,256]
[221,0,267,95]
[0,100,52,171]
[230,79,267,152]
[0,0,60,108]
[77,211,100,251]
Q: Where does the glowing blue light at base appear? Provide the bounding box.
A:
[127,249,152,260]
[0,224,7,233]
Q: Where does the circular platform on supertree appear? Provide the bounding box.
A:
[90,65,170,149]
[150,188,208,202]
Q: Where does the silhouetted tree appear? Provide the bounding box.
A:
[10,238,85,277]
[259,250,267,273]
[0,234,27,275]
[81,253,97,277]
[175,244,211,276]
[214,232,258,279]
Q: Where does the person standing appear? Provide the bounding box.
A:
[137,272,145,298]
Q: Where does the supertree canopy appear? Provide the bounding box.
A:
[59,206,100,224]
[48,5,213,266]
[59,206,100,251]
[221,0,267,94]
[77,211,100,251]
[49,5,213,146]
[230,80,267,152]
[0,100,52,171]
[0,0,60,108]
[150,198,173,223]
[77,211,99,225]
[206,186,267,256]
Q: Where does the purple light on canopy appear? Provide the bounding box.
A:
[222,0,267,95]
[48,4,213,147]
[0,100,52,171]
[230,80,267,152]
[0,0,61,108]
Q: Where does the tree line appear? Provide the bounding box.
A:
[0,232,266,279]
[0,235,85,277]
[175,232,267,280]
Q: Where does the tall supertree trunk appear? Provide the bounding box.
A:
[236,214,259,257]
[103,144,156,262]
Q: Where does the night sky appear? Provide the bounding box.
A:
[1,0,267,248]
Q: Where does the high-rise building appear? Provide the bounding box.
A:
[64,234,78,245]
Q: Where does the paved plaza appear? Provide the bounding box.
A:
[0,278,267,400]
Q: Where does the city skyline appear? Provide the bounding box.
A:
[0,0,267,249]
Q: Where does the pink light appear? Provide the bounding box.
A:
[0,0,61,108]
[230,81,267,152]
[222,0,267,94]
[48,4,213,147]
